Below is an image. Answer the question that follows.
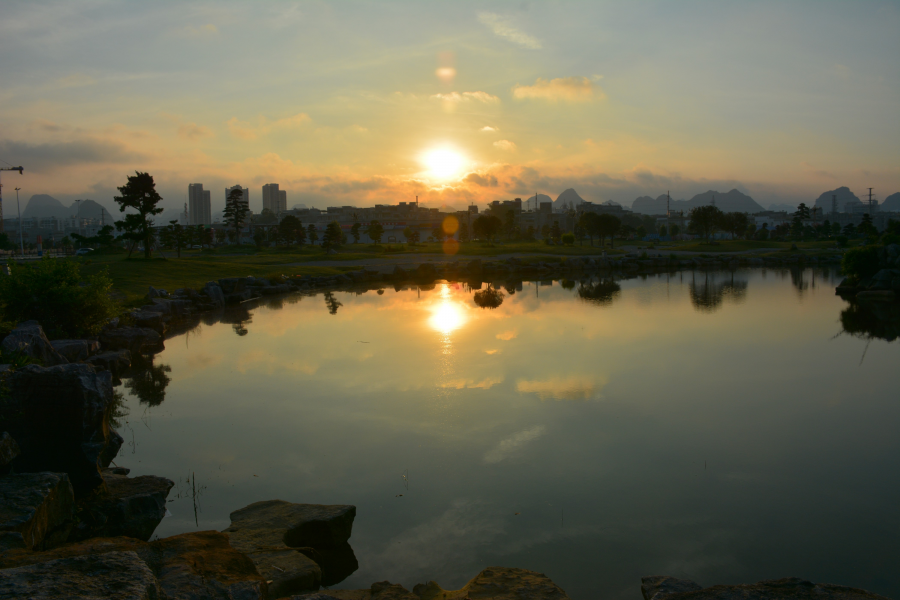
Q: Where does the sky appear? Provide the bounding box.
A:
[1,0,898,216]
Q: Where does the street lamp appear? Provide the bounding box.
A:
[14,187,24,258]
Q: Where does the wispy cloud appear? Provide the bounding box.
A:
[516,375,606,401]
[177,122,213,141]
[493,140,517,152]
[513,77,602,102]
[227,113,311,140]
[478,13,542,49]
[56,73,96,89]
[178,24,218,38]
[484,426,546,464]
[481,126,498,132]
[431,91,500,104]
[441,376,503,390]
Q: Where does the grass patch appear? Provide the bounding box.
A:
[670,240,838,253]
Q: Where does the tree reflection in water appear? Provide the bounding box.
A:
[324,291,343,315]
[221,305,252,337]
[473,285,504,309]
[576,278,621,305]
[125,355,173,406]
[839,300,900,343]
[689,271,747,313]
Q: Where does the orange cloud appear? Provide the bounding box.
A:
[513,77,602,102]
[227,113,311,140]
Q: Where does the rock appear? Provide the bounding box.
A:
[87,349,133,378]
[218,278,248,294]
[224,500,358,595]
[416,263,437,279]
[50,339,101,362]
[642,576,890,599]
[392,266,407,279]
[0,433,20,476]
[202,282,226,308]
[0,531,267,600]
[0,321,68,366]
[148,285,160,299]
[99,327,162,355]
[70,468,173,542]
[99,430,124,468]
[0,472,75,551]
[2,364,117,496]
[313,567,570,600]
[130,310,166,333]
[0,550,160,599]
[641,575,703,600]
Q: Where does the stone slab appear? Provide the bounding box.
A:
[0,472,75,551]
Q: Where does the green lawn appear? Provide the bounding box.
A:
[657,240,840,253]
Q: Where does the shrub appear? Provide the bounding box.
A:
[841,246,882,282]
[561,233,576,246]
[836,235,848,248]
[0,258,119,338]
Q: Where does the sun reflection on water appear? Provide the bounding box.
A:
[428,284,467,335]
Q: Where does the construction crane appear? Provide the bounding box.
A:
[0,166,24,233]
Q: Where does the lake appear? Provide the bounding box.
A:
[113,267,899,600]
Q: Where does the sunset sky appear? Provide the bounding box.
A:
[1,1,898,215]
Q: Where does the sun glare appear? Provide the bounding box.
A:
[428,285,467,334]
[422,148,465,180]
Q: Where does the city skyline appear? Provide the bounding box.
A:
[0,1,898,216]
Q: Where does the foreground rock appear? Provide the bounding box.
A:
[99,326,162,355]
[87,349,133,379]
[0,550,160,600]
[2,363,119,496]
[285,566,570,600]
[0,531,267,599]
[0,433,20,476]
[640,575,889,600]
[69,468,174,542]
[224,500,358,596]
[49,339,101,362]
[0,321,67,366]
[0,472,75,551]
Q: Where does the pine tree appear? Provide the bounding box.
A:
[223,188,249,244]
[113,171,164,258]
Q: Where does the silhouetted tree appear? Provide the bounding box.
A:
[307,224,319,245]
[322,221,343,251]
[688,205,724,242]
[223,188,249,244]
[366,220,384,245]
[113,171,164,258]
[350,222,362,244]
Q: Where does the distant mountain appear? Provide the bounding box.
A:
[20,194,114,222]
[554,189,584,208]
[767,203,797,213]
[524,194,552,211]
[881,192,900,212]
[631,189,763,215]
[813,187,862,213]
[437,203,460,213]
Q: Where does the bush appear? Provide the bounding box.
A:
[561,233,576,246]
[836,235,848,248]
[0,258,119,338]
[841,246,882,282]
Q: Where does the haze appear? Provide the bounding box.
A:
[1,1,898,214]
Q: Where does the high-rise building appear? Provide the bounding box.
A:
[188,183,212,225]
[226,185,250,214]
[262,183,287,214]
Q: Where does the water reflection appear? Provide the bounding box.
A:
[688,271,748,313]
[576,278,621,305]
[429,285,467,334]
[124,356,172,406]
[840,300,900,342]
[324,291,343,315]
[473,286,504,309]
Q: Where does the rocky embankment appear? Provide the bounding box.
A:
[836,243,900,301]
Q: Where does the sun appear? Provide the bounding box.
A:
[422,148,465,181]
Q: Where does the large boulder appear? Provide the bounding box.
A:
[639,576,889,600]
[87,349,132,379]
[99,327,162,355]
[202,282,225,308]
[50,339,101,362]
[0,531,267,600]
[0,550,160,599]
[2,364,118,496]
[0,321,67,366]
[0,472,75,551]
[224,500,358,596]
[130,310,167,334]
[70,468,173,542]
[0,433,19,476]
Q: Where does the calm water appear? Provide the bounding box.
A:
[114,268,899,600]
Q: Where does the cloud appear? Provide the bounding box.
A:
[0,138,146,170]
[493,140,517,152]
[513,77,602,102]
[430,91,500,104]
[464,172,499,187]
[177,122,213,141]
[516,375,606,401]
[481,126,498,132]
[496,330,517,340]
[179,24,218,38]
[227,113,311,140]
[483,426,546,464]
[478,13,542,49]
[56,73,96,88]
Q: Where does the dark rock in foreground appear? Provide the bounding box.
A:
[0,433,20,476]
[224,500,358,596]
[640,575,890,600]
[2,364,118,496]
[50,339,100,362]
[87,349,132,378]
[99,326,162,355]
[0,321,67,366]
[69,468,173,542]
[0,550,160,600]
[0,531,267,599]
[0,472,75,551]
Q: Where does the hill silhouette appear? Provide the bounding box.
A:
[631,190,762,214]
[813,187,862,213]
[554,189,584,209]
[524,194,552,211]
[880,192,900,212]
[20,194,114,222]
